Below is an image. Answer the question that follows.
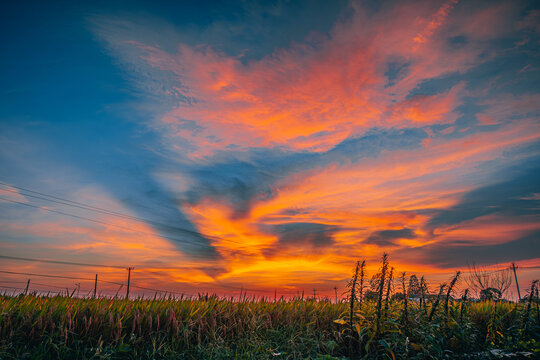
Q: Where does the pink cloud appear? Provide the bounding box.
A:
[128,0,509,156]
[413,0,460,46]
[0,185,28,203]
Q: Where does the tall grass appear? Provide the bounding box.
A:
[419,275,427,313]
[401,272,408,327]
[0,293,347,359]
[347,260,361,358]
[459,288,469,324]
[339,256,539,359]
[1,256,538,359]
[428,284,446,322]
[374,253,388,337]
[445,271,460,316]
[383,266,393,320]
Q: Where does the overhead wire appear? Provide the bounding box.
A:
[0,196,246,251]
[0,196,246,253]
[0,255,126,269]
[0,256,538,296]
[1,182,539,297]
[4,183,539,272]
[0,183,245,246]
[0,181,170,223]
[0,270,124,285]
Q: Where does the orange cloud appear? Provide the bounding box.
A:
[132,0,493,157]
[175,119,540,286]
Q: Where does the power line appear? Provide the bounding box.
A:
[32,282,75,289]
[0,270,197,298]
[0,268,200,294]
[0,255,126,269]
[0,254,208,274]
[0,266,326,296]
[0,285,24,290]
[0,270,124,285]
[0,187,208,239]
[1,254,537,293]
[0,196,240,253]
[0,183,241,246]
[0,195,245,250]
[0,269,92,281]
[2,182,540,273]
[0,187,134,219]
[0,196,143,232]
[0,181,157,222]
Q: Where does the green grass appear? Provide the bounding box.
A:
[0,293,538,359]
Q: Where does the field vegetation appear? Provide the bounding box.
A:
[1,255,538,359]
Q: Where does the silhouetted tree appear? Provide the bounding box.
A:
[466,264,512,299]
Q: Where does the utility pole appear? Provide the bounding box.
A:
[334,286,338,304]
[126,267,133,300]
[93,274,98,298]
[313,288,317,301]
[24,279,30,295]
[512,263,521,301]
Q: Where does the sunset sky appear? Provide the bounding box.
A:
[1,0,539,299]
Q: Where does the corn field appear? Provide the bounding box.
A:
[1,260,538,359]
